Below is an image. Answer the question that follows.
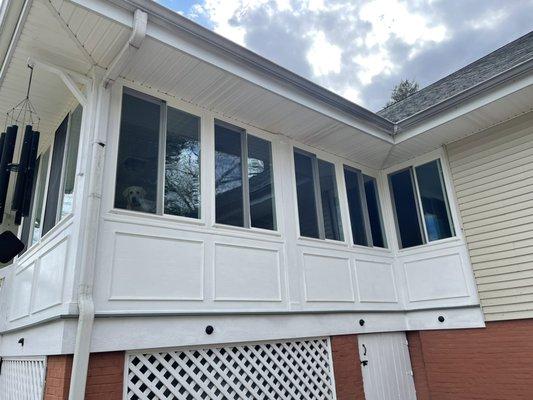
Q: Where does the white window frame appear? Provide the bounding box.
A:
[293,147,345,242]
[213,119,277,231]
[343,165,387,248]
[383,148,461,251]
[113,87,203,221]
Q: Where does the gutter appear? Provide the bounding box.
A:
[67,9,147,400]
[100,0,395,135]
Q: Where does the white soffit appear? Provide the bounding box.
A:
[117,36,392,168]
[0,0,131,145]
[384,83,533,168]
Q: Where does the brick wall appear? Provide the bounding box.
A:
[44,352,125,400]
[44,355,72,400]
[331,335,366,400]
[408,319,533,400]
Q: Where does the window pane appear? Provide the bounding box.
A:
[32,149,50,245]
[344,168,367,246]
[363,175,385,248]
[248,135,275,230]
[114,92,159,214]
[294,151,319,238]
[415,160,454,241]
[389,169,424,248]
[318,160,343,241]
[20,157,40,250]
[215,123,244,226]
[164,107,200,219]
[61,105,82,218]
[43,116,68,235]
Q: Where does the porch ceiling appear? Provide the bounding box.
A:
[0,0,130,151]
[1,0,531,171]
[21,0,392,169]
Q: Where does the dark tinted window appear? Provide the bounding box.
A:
[60,105,82,217]
[363,175,385,248]
[415,160,454,241]
[114,93,160,213]
[215,123,244,227]
[318,160,343,241]
[248,135,275,230]
[165,107,200,218]
[43,116,68,235]
[20,157,40,250]
[389,169,424,248]
[294,151,319,238]
[344,168,367,246]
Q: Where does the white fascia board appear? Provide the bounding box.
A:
[88,307,483,353]
[67,0,394,144]
[394,72,533,144]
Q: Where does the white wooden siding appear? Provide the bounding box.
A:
[446,111,533,321]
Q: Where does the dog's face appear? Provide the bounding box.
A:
[122,186,147,209]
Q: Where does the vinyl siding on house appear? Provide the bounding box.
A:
[446,111,533,321]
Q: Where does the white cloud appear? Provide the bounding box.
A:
[180,0,531,110]
[355,0,447,84]
[341,87,362,104]
[353,50,395,85]
[306,31,342,76]
[191,0,294,45]
[470,9,508,30]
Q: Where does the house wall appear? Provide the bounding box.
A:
[89,81,480,329]
[331,335,366,400]
[407,319,533,400]
[446,111,533,321]
[44,352,124,400]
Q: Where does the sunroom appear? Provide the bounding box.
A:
[0,0,497,357]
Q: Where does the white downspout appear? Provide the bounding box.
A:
[68,9,146,400]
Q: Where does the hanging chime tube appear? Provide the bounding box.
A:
[0,125,18,223]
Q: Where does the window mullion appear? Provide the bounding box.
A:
[241,132,251,228]
[56,112,71,223]
[411,167,428,244]
[312,156,325,239]
[436,160,456,236]
[157,101,167,215]
[357,171,373,247]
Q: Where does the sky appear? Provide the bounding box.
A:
[157,0,533,111]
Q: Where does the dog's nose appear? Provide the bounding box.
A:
[131,197,140,207]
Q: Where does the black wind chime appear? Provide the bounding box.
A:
[0,63,41,262]
[0,63,41,228]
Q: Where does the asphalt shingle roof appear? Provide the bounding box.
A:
[377,31,533,123]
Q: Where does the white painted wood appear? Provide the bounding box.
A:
[125,338,336,400]
[0,357,46,400]
[358,332,416,400]
[0,0,488,352]
[447,111,533,321]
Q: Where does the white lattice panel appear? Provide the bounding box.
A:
[127,338,336,400]
[0,357,46,400]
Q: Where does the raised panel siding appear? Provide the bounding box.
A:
[446,112,533,321]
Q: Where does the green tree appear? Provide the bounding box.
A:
[386,79,419,107]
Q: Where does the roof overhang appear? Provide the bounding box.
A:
[0,0,531,170]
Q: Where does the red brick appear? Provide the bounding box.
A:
[44,352,124,400]
[331,335,365,400]
[408,319,533,400]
